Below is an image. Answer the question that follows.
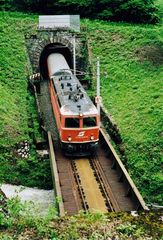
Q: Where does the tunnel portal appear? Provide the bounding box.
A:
[39,43,73,79]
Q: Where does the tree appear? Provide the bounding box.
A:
[0,0,160,24]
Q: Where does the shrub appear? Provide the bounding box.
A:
[0,0,160,24]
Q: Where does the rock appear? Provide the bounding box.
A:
[131,211,138,217]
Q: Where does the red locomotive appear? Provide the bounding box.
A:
[47,53,100,156]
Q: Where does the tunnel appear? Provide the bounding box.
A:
[39,43,73,79]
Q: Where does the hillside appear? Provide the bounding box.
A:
[0,10,162,240]
[0,12,52,189]
[0,11,162,205]
[86,20,163,204]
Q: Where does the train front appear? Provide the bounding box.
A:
[60,98,100,156]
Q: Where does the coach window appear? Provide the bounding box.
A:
[83,117,96,127]
[65,118,79,128]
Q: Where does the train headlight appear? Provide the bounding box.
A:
[68,136,72,142]
[90,136,94,140]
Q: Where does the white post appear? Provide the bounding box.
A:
[73,36,76,76]
[97,57,100,118]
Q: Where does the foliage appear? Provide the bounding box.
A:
[0,195,58,238]
[0,198,162,239]
[0,9,162,240]
[0,148,52,189]
[156,0,163,22]
[0,12,52,189]
[86,19,163,204]
[117,222,138,236]
[0,9,162,201]
[0,0,160,23]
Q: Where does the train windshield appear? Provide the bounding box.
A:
[83,117,96,128]
[65,118,79,128]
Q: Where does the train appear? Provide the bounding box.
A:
[47,53,100,156]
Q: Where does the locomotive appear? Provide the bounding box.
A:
[47,53,100,156]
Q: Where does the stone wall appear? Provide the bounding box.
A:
[26,30,88,78]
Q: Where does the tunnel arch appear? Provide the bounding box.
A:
[39,43,73,79]
[31,35,74,77]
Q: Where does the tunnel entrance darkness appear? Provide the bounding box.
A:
[39,43,73,79]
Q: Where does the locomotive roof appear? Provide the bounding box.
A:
[51,71,98,116]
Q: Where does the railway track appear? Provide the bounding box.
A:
[30,77,148,216]
[49,129,148,215]
[72,158,109,213]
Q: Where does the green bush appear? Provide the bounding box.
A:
[0,0,160,24]
[112,0,160,23]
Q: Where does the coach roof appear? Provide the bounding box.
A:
[51,71,98,116]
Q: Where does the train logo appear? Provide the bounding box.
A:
[77,131,85,137]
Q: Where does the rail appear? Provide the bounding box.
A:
[71,160,89,211]
[100,127,149,211]
[48,131,65,216]
[90,157,119,211]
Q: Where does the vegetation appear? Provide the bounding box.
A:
[0,12,52,189]
[86,20,163,204]
[0,5,162,202]
[156,0,163,22]
[0,196,162,239]
[0,0,160,23]
[0,3,162,239]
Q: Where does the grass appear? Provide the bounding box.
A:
[0,9,162,203]
[0,196,162,239]
[0,8,162,240]
[85,20,163,204]
[0,11,38,147]
[0,12,52,189]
